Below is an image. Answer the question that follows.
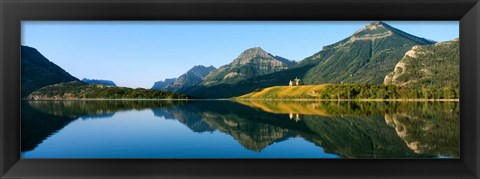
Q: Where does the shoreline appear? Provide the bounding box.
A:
[234,98,459,102]
[23,98,231,101]
[24,98,459,102]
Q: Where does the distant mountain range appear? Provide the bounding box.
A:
[22,21,458,100]
[81,78,117,87]
[153,47,296,93]
[21,46,78,97]
[164,65,216,92]
[182,21,440,98]
[151,78,177,90]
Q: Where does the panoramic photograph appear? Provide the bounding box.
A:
[21,21,459,158]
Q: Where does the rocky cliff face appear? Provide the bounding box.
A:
[384,38,459,89]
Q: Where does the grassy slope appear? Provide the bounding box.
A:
[238,85,329,99]
[237,83,459,100]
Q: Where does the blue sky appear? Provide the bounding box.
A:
[22,21,459,88]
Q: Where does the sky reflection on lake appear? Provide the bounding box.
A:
[21,100,459,159]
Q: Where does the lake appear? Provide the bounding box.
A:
[21,100,459,158]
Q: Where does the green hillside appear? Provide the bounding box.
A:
[299,22,434,84]
[26,81,189,100]
[21,46,79,97]
[238,38,460,100]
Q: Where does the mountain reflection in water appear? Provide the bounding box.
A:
[21,100,459,158]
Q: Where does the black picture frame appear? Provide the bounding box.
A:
[1,0,479,178]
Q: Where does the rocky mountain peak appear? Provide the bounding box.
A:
[234,47,271,64]
[198,47,294,87]
[324,22,435,50]
[191,65,209,71]
[162,65,216,92]
[187,65,217,77]
[355,21,386,31]
[352,21,391,38]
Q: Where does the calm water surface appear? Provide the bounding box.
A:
[21,100,459,158]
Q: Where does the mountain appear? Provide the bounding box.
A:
[297,21,435,84]
[151,78,176,90]
[199,47,296,87]
[21,46,78,97]
[384,39,459,90]
[186,22,436,98]
[164,65,216,92]
[81,78,117,86]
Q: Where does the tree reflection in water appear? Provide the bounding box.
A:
[22,100,459,158]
